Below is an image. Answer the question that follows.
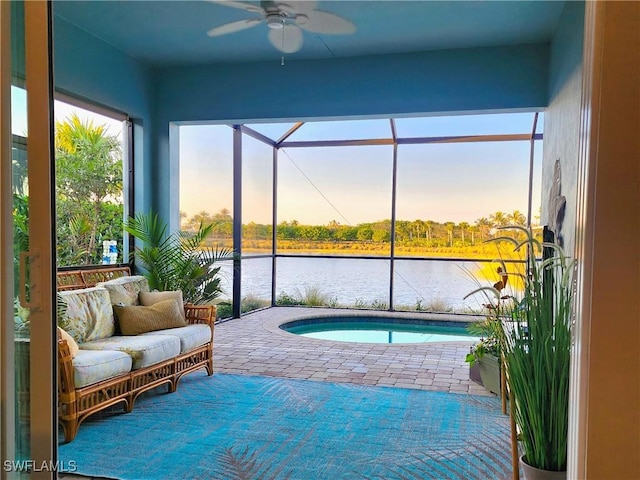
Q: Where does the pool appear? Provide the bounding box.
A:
[279,316,480,344]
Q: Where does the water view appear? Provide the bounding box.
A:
[219,256,492,313]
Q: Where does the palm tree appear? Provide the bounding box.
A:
[508,210,527,226]
[489,211,508,228]
[414,219,425,240]
[475,217,491,241]
[458,221,469,245]
[443,221,455,247]
[468,225,478,245]
[425,220,434,243]
[125,212,233,304]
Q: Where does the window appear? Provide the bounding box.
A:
[178,112,542,315]
[54,97,129,267]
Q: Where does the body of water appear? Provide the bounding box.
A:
[218,256,493,312]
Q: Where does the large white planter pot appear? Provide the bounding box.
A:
[520,456,567,480]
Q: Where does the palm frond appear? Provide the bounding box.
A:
[125,212,232,304]
[463,286,501,301]
[209,446,291,480]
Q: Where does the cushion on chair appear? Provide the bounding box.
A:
[72,349,132,388]
[58,327,80,357]
[113,299,186,335]
[139,290,185,319]
[140,324,212,354]
[58,287,114,343]
[79,335,181,370]
[96,275,150,307]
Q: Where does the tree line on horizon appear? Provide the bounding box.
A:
[181,208,530,248]
[40,114,532,268]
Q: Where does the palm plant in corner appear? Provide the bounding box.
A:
[125,212,233,305]
[493,226,574,479]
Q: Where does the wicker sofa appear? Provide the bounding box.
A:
[57,272,215,442]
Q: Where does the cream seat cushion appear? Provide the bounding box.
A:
[79,335,180,370]
[72,349,132,388]
[141,324,211,354]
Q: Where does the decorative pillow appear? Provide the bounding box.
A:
[139,290,185,319]
[96,275,150,307]
[58,327,79,358]
[113,299,186,335]
[58,287,114,342]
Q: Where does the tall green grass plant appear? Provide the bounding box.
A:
[496,226,574,472]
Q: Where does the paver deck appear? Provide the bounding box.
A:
[214,307,493,396]
[59,307,494,479]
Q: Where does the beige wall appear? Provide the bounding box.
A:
[573,1,640,478]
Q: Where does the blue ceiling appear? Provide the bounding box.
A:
[53,1,566,67]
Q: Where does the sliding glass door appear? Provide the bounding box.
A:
[1,2,56,478]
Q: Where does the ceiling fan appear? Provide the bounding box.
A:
[206,1,356,53]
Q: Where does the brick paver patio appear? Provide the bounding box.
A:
[59,306,494,479]
[214,307,493,396]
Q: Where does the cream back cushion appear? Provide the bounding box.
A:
[139,290,185,319]
[96,275,150,307]
[113,299,186,335]
[58,286,114,342]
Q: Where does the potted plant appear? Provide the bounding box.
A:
[491,226,574,479]
[465,317,502,396]
[125,212,233,305]
[464,262,516,396]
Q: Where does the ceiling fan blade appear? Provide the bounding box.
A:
[268,24,303,53]
[300,10,356,35]
[207,18,263,37]
[206,0,264,14]
[285,1,318,13]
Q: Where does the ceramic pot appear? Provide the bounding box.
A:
[520,456,567,480]
[469,361,482,385]
[478,353,501,396]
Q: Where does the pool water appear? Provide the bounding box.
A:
[281,319,480,344]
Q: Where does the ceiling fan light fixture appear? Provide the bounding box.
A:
[266,15,284,29]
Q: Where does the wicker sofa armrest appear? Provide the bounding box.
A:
[58,330,76,394]
[58,330,78,441]
[184,304,216,327]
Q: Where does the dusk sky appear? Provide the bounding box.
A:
[12,86,124,140]
[179,113,543,226]
[12,85,542,227]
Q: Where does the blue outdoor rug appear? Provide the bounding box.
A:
[59,373,512,480]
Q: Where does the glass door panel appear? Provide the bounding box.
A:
[2,1,56,476]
